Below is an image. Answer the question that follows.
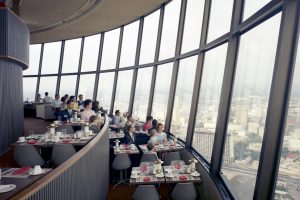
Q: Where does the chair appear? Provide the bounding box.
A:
[140,153,158,163]
[56,124,74,134]
[133,185,160,200]
[134,133,150,145]
[170,160,185,166]
[14,145,45,167]
[112,154,131,189]
[170,183,197,200]
[164,152,181,165]
[51,144,76,166]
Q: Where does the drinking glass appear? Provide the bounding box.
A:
[61,129,67,138]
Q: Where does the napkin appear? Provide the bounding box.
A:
[179,175,187,181]
[143,177,151,181]
[62,139,71,143]
[12,166,31,175]
[27,140,37,144]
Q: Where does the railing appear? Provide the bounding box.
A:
[10,115,110,200]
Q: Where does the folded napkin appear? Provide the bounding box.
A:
[27,140,37,144]
[179,175,187,181]
[62,139,71,143]
[12,166,31,175]
[143,177,151,181]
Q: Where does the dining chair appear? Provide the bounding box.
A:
[112,154,131,190]
[51,144,76,166]
[14,145,45,167]
[164,151,181,165]
[170,160,185,166]
[170,183,197,200]
[140,153,158,163]
[133,185,160,200]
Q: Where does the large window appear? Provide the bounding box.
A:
[181,0,205,53]
[25,44,41,75]
[23,78,37,102]
[159,0,181,60]
[39,76,57,98]
[243,0,270,20]
[119,21,139,68]
[41,42,61,74]
[59,75,77,97]
[139,10,160,64]
[101,29,120,70]
[97,72,115,110]
[78,74,96,99]
[170,56,197,141]
[81,34,101,72]
[192,44,228,162]
[221,15,281,200]
[114,70,133,113]
[276,39,300,200]
[152,63,173,124]
[207,0,233,42]
[62,38,81,73]
[132,67,153,120]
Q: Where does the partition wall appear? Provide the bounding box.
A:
[23,0,300,199]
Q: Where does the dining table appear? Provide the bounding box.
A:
[113,144,140,155]
[139,141,184,153]
[163,165,201,184]
[130,166,165,185]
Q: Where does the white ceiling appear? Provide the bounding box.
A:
[16,0,166,44]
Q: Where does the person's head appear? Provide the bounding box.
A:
[78,94,83,100]
[64,94,69,100]
[55,94,60,100]
[84,99,93,109]
[115,110,120,116]
[149,129,157,137]
[147,141,155,151]
[156,123,164,132]
[146,116,153,123]
[61,96,66,103]
[37,93,41,97]
[89,115,100,124]
[123,112,129,118]
[45,92,48,96]
[127,124,135,133]
[67,100,74,109]
[152,119,158,127]
[92,100,99,109]
[127,115,134,122]
[70,95,76,101]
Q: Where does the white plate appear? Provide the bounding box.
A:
[17,140,26,143]
[165,174,174,178]
[29,169,45,176]
[155,173,164,178]
[131,175,138,179]
[191,172,200,177]
[80,137,90,140]
[0,184,16,193]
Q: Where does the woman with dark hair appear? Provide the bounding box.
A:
[60,96,67,110]
[80,99,96,121]
[143,115,153,131]
[92,100,104,113]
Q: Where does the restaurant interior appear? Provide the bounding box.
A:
[0,0,300,199]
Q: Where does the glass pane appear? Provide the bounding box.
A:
[207,0,233,42]
[181,0,205,53]
[114,70,133,113]
[152,63,173,124]
[101,29,120,70]
[24,44,41,75]
[78,74,96,99]
[119,21,139,68]
[243,0,270,20]
[39,76,57,98]
[62,38,81,73]
[97,72,115,110]
[81,34,101,72]
[41,42,61,74]
[275,38,300,200]
[23,78,37,102]
[192,44,228,163]
[132,67,153,120]
[139,10,160,64]
[159,0,181,60]
[170,56,197,141]
[59,75,77,97]
[221,14,281,200]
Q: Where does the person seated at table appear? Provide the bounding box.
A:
[43,92,52,103]
[89,115,102,133]
[112,110,122,125]
[149,129,158,145]
[52,94,62,117]
[77,94,84,111]
[144,141,158,159]
[81,99,96,121]
[92,100,105,114]
[59,100,77,121]
[124,115,135,131]
[143,115,153,131]
[60,96,67,110]
[69,96,79,111]
[156,123,167,144]
[64,94,70,101]
[123,125,136,144]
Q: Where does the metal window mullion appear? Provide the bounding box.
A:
[56,40,65,95]
[35,43,44,101]
[210,0,243,177]
[147,6,165,116]
[186,0,211,147]
[164,0,187,132]
[75,37,85,98]
[93,33,104,100]
[110,27,124,115]
[128,18,144,115]
[253,1,300,199]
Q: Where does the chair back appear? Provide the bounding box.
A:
[164,151,181,165]
[134,133,150,145]
[52,144,76,166]
[14,145,45,167]
[133,185,160,200]
[112,154,131,170]
[171,183,197,200]
[140,153,158,163]
[56,125,74,134]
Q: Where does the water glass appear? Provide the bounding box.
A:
[57,116,62,121]
[61,129,67,138]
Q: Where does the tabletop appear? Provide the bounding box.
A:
[130,166,165,185]
[113,144,140,155]
[139,142,184,153]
